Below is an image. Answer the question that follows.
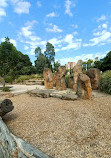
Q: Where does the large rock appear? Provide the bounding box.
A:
[73,60,83,92]
[86,68,101,90]
[0,117,50,158]
[53,71,57,87]
[68,76,74,89]
[43,68,53,89]
[77,73,92,99]
[56,66,66,90]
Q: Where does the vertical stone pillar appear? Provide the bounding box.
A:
[43,68,53,89]
[56,66,66,90]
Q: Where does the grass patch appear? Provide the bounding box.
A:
[2,86,10,92]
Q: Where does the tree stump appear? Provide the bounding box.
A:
[0,99,14,117]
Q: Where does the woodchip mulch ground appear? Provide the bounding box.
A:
[1,94,111,158]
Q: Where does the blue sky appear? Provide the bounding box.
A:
[0,0,111,65]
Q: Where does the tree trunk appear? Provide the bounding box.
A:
[0,99,14,117]
[2,77,5,88]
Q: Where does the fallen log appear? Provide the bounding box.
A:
[0,99,14,117]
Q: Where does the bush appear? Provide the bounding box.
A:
[65,75,71,88]
[100,70,111,94]
[5,76,13,84]
[15,75,30,83]
[2,86,10,92]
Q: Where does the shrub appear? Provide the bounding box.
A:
[5,76,13,84]
[65,75,71,88]
[100,70,111,94]
[15,75,30,83]
[2,86,10,92]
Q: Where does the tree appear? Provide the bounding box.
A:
[0,37,19,87]
[94,61,102,70]
[87,59,93,69]
[101,51,111,71]
[54,61,61,72]
[44,42,55,68]
[35,53,50,74]
[35,47,41,58]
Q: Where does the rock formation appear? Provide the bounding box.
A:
[77,73,92,99]
[68,76,74,89]
[53,71,57,87]
[56,66,66,90]
[73,60,83,92]
[86,68,101,90]
[43,68,53,89]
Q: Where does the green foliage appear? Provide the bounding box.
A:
[35,47,41,57]
[14,74,42,83]
[101,51,111,71]
[44,42,55,63]
[35,53,50,74]
[94,61,102,70]
[65,75,71,88]
[100,70,111,94]
[2,86,10,92]
[5,76,13,83]
[0,37,34,79]
[54,61,61,72]
[82,59,93,70]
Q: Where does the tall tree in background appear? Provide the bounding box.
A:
[35,47,41,58]
[44,42,55,69]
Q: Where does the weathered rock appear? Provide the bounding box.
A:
[28,89,54,98]
[56,66,66,90]
[61,94,78,101]
[77,73,92,99]
[53,72,57,87]
[0,99,14,117]
[43,68,53,89]
[68,76,74,89]
[73,60,83,92]
[86,68,101,90]
[0,117,50,158]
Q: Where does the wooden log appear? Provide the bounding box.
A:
[0,99,14,117]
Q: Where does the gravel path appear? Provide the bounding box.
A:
[1,94,111,158]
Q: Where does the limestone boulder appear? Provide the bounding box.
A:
[86,68,101,90]
[56,66,66,90]
[77,73,92,99]
[43,68,53,89]
[73,60,83,92]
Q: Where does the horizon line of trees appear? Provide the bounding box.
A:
[0,37,111,84]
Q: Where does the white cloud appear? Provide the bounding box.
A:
[37,1,41,7]
[84,23,111,47]
[102,23,107,29]
[46,24,63,33]
[19,20,38,38]
[84,31,111,47]
[0,0,8,7]
[10,39,17,46]
[57,53,107,65]
[24,45,29,50]
[46,12,57,17]
[12,1,31,14]
[0,8,6,16]
[97,15,106,22]
[65,0,76,16]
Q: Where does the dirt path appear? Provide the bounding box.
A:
[1,94,111,158]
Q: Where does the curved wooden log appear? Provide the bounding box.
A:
[0,99,14,117]
[0,117,50,158]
